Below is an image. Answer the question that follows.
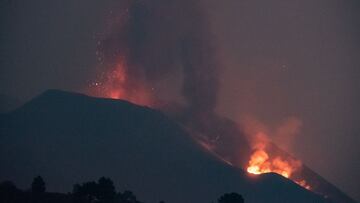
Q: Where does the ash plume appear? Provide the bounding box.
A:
[98,0,218,113]
[96,0,250,167]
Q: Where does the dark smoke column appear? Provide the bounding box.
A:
[98,0,250,167]
[99,0,219,112]
[181,36,219,113]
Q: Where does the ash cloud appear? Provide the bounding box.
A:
[239,115,303,152]
[98,0,219,112]
[97,0,250,167]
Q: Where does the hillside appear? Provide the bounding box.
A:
[0,90,332,203]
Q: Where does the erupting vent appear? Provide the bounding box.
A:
[89,58,153,107]
[83,1,357,202]
[246,132,311,190]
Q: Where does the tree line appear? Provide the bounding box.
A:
[0,176,244,203]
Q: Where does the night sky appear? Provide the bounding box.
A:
[0,0,359,201]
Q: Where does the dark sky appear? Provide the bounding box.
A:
[0,0,359,201]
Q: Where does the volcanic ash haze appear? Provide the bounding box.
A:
[90,0,310,182]
[84,0,356,202]
[91,0,251,169]
[93,0,219,114]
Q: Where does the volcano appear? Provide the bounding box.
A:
[0,90,355,203]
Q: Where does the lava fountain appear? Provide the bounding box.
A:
[246,132,311,190]
[82,0,357,201]
[89,57,153,107]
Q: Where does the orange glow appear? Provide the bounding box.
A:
[296,180,311,190]
[246,149,299,178]
[246,132,311,190]
[90,58,153,106]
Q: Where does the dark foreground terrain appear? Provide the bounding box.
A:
[1,175,248,203]
[0,90,345,203]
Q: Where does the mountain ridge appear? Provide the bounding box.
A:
[0,89,337,203]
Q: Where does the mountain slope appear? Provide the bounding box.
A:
[0,90,331,203]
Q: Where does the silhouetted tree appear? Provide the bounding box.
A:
[218,192,244,203]
[1,177,148,203]
[72,183,85,203]
[117,190,141,203]
[0,181,22,203]
[0,181,17,193]
[31,176,46,194]
[72,181,98,203]
[72,177,117,203]
[97,177,116,202]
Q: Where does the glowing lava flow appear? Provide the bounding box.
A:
[247,148,300,178]
[246,138,311,190]
[89,58,153,106]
